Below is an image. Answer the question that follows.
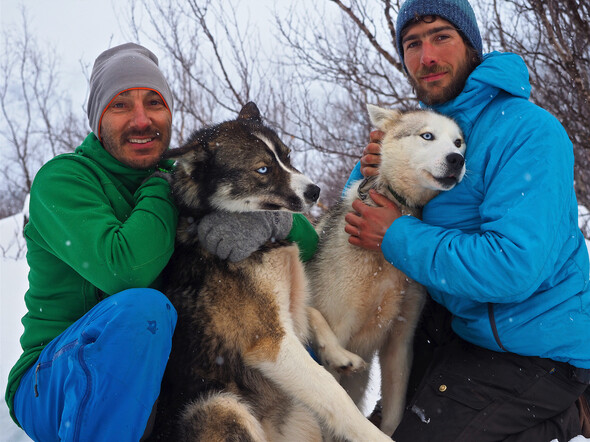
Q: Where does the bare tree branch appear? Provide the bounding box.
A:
[0,7,85,218]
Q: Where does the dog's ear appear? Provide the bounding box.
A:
[162,141,208,178]
[162,144,197,160]
[366,104,402,132]
[162,138,209,164]
[237,102,262,123]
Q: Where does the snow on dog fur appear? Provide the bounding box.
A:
[149,102,391,441]
[306,104,466,436]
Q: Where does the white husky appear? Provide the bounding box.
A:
[307,104,467,436]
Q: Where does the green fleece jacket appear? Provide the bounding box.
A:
[5,133,319,424]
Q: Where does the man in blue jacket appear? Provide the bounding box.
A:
[345,0,590,440]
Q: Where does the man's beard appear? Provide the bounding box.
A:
[101,126,169,170]
[410,55,479,106]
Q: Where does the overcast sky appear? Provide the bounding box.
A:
[1,0,277,108]
[2,1,130,103]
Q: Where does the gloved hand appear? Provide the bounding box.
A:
[197,211,293,262]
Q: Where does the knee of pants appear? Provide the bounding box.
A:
[106,288,177,337]
[86,287,176,355]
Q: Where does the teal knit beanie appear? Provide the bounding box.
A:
[396,0,483,72]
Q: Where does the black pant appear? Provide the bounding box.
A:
[394,297,589,442]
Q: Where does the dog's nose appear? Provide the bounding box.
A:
[304,184,321,203]
[446,153,465,171]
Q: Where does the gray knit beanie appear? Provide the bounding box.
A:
[396,0,483,72]
[87,43,173,139]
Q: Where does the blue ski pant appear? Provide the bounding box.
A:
[14,288,177,442]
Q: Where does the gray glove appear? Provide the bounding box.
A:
[197,211,293,262]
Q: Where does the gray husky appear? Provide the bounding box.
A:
[149,103,391,441]
[306,104,467,436]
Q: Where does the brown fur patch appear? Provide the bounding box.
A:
[179,392,266,441]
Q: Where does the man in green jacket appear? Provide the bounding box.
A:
[6,42,317,441]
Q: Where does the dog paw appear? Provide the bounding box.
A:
[321,347,367,374]
[336,359,367,375]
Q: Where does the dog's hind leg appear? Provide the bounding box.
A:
[378,282,426,436]
[179,391,268,442]
[252,332,391,442]
[308,306,367,375]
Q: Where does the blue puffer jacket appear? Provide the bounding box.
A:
[350,51,590,368]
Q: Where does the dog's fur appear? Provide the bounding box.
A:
[149,103,391,441]
[306,105,466,436]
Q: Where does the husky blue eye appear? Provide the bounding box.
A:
[257,166,268,174]
[421,132,434,140]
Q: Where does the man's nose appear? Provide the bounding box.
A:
[420,42,438,66]
[130,104,151,129]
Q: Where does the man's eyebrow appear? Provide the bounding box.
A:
[401,25,457,44]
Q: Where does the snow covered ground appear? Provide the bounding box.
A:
[1,204,589,441]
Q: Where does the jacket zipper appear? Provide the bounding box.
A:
[487,303,508,351]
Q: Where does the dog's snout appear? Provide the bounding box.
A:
[304,184,321,203]
[446,153,465,170]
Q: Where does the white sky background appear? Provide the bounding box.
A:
[1,0,280,115]
[2,0,128,107]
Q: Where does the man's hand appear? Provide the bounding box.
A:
[344,189,401,251]
[197,211,293,262]
[360,130,384,177]
[345,130,398,251]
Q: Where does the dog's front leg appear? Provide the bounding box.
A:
[378,282,426,436]
[307,306,367,376]
[251,331,392,442]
